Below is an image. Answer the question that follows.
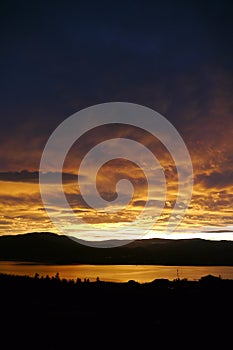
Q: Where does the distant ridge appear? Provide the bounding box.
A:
[0,232,233,265]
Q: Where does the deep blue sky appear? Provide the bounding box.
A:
[1,1,232,129]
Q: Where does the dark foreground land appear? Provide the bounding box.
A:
[0,273,232,348]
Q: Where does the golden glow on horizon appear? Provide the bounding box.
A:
[0,162,232,239]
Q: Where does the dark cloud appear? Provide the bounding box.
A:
[0,220,9,225]
[196,171,233,189]
[0,170,84,184]
[203,230,233,233]
[0,194,41,206]
[0,170,39,183]
[132,200,147,207]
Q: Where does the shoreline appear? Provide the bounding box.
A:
[1,262,233,282]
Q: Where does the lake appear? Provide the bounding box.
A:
[0,262,233,282]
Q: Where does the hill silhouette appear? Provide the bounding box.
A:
[0,232,233,265]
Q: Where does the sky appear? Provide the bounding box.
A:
[0,0,233,241]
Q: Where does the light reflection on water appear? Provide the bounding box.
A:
[0,262,233,282]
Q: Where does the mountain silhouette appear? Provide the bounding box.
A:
[0,232,233,265]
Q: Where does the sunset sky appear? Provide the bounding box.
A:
[1,1,233,241]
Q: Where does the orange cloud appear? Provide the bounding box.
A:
[0,68,232,238]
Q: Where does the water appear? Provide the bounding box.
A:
[0,262,233,282]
